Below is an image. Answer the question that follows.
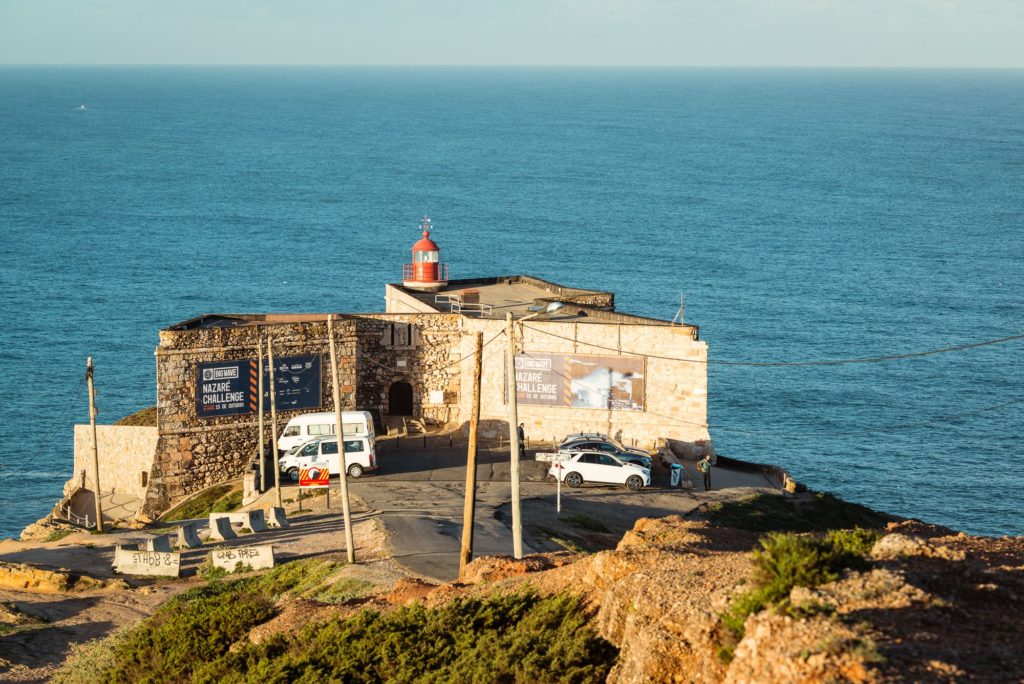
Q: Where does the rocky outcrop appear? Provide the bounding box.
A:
[538,517,1021,682]
[0,562,124,594]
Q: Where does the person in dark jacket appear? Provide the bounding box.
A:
[517,423,526,458]
[697,454,712,491]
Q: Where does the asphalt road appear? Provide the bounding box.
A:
[347,439,776,582]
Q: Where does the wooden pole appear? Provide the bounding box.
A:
[506,313,523,559]
[458,332,484,579]
[328,315,356,564]
[86,357,104,532]
[257,336,265,493]
[267,336,283,509]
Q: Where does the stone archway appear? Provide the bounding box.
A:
[388,381,414,416]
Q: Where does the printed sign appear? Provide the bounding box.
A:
[196,354,322,419]
[210,544,275,571]
[513,353,645,411]
[263,354,322,411]
[299,461,330,488]
[196,359,258,417]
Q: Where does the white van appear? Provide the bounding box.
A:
[278,436,377,481]
[277,411,375,454]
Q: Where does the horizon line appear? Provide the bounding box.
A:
[2,63,1023,70]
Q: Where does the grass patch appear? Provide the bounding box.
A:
[115,406,157,426]
[211,490,244,514]
[311,578,375,605]
[707,492,891,533]
[162,484,240,521]
[194,592,616,683]
[563,513,611,534]
[716,527,882,661]
[527,524,590,553]
[44,529,73,542]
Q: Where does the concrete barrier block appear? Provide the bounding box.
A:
[177,523,202,549]
[144,534,173,553]
[266,507,289,529]
[209,544,275,572]
[113,546,181,577]
[229,510,266,532]
[247,509,268,533]
[208,515,237,541]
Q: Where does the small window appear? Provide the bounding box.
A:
[343,440,364,454]
[283,426,301,437]
[601,455,621,467]
[308,424,334,436]
[580,453,600,464]
[321,441,338,455]
[300,443,319,456]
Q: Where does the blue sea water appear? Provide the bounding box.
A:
[0,67,1021,539]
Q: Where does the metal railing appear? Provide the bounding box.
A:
[403,262,449,282]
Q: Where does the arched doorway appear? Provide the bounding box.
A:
[388,381,414,416]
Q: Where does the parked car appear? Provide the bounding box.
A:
[560,440,653,469]
[548,451,651,491]
[558,433,650,459]
[278,435,377,481]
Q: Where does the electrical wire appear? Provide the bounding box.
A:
[0,375,87,481]
[357,329,506,373]
[515,348,1022,440]
[521,324,1024,367]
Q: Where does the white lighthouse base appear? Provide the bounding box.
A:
[402,280,448,292]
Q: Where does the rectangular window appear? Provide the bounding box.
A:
[308,424,334,436]
[283,426,301,437]
[343,440,364,454]
[321,441,338,455]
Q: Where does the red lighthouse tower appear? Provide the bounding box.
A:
[402,216,449,291]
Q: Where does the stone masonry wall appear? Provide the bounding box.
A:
[145,313,465,516]
[352,313,463,426]
[145,317,359,515]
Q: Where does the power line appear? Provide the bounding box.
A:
[356,330,506,374]
[521,325,1024,367]
[0,375,87,481]
[515,349,1022,440]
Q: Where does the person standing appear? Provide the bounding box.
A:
[517,423,526,458]
[697,454,712,491]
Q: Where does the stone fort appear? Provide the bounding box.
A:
[69,219,710,520]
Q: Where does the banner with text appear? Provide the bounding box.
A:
[196,354,322,418]
[514,353,645,411]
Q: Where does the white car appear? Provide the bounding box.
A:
[278,436,376,481]
[549,451,651,491]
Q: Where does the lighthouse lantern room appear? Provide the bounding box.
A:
[402,216,449,291]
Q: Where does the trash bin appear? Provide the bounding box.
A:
[670,463,683,488]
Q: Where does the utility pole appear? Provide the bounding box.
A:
[86,357,104,532]
[267,336,283,509]
[506,312,523,559]
[459,332,484,579]
[257,335,265,493]
[328,315,356,564]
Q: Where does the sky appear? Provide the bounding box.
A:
[1,0,1023,68]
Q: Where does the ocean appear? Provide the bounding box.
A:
[0,67,1021,539]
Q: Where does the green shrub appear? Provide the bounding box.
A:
[193,592,616,683]
[717,528,881,661]
[103,588,274,682]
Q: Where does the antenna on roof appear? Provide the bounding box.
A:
[670,293,685,325]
